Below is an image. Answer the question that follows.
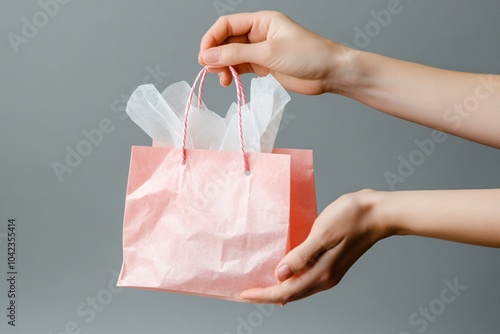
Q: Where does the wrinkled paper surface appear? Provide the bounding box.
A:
[118,147,291,301]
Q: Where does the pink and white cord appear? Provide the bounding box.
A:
[181,66,250,172]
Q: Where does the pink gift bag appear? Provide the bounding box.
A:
[117,67,316,302]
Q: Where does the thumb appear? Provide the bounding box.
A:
[275,232,325,282]
[201,42,267,67]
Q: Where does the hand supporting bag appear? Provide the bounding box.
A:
[118,67,296,302]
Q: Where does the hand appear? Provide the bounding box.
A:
[239,189,388,304]
[240,187,500,304]
[198,11,352,95]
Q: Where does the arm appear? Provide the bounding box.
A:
[334,52,500,148]
[198,11,500,304]
[199,11,500,148]
[379,189,500,248]
[239,189,500,304]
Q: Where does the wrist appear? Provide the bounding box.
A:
[323,44,365,95]
[354,189,397,240]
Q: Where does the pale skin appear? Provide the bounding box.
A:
[198,11,500,304]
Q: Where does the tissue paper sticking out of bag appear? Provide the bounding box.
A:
[126,74,290,153]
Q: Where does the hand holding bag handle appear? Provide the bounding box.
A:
[181,66,250,172]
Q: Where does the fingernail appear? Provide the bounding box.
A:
[203,49,219,64]
[277,264,293,281]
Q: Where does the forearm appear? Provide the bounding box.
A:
[369,189,500,248]
[330,49,500,148]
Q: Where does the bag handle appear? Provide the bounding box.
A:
[181,66,250,172]
[196,68,247,108]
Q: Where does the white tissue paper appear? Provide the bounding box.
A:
[126,73,290,153]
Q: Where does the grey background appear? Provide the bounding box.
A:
[1,0,499,333]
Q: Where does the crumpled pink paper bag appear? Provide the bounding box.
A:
[117,147,291,301]
[117,66,317,302]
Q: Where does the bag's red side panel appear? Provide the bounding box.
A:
[273,148,317,252]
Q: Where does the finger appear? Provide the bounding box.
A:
[224,35,251,45]
[200,44,260,87]
[290,237,377,302]
[240,247,337,303]
[199,12,270,52]
[204,63,253,74]
[239,268,315,303]
[290,233,379,303]
[198,36,249,65]
[275,200,360,281]
[219,68,232,87]
[201,42,269,68]
[204,65,255,87]
[239,274,313,304]
[274,227,330,282]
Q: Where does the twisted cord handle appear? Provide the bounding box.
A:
[181,66,250,172]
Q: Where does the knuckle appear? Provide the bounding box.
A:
[279,290,294,304]
[318,272,332,286]
[277,282,301,304]
[318,275,338,291]
[271,288,289,303]
[220,16,233,37]
[296,250,317,268]
[217,15,229,25]
[265,10,287,20]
